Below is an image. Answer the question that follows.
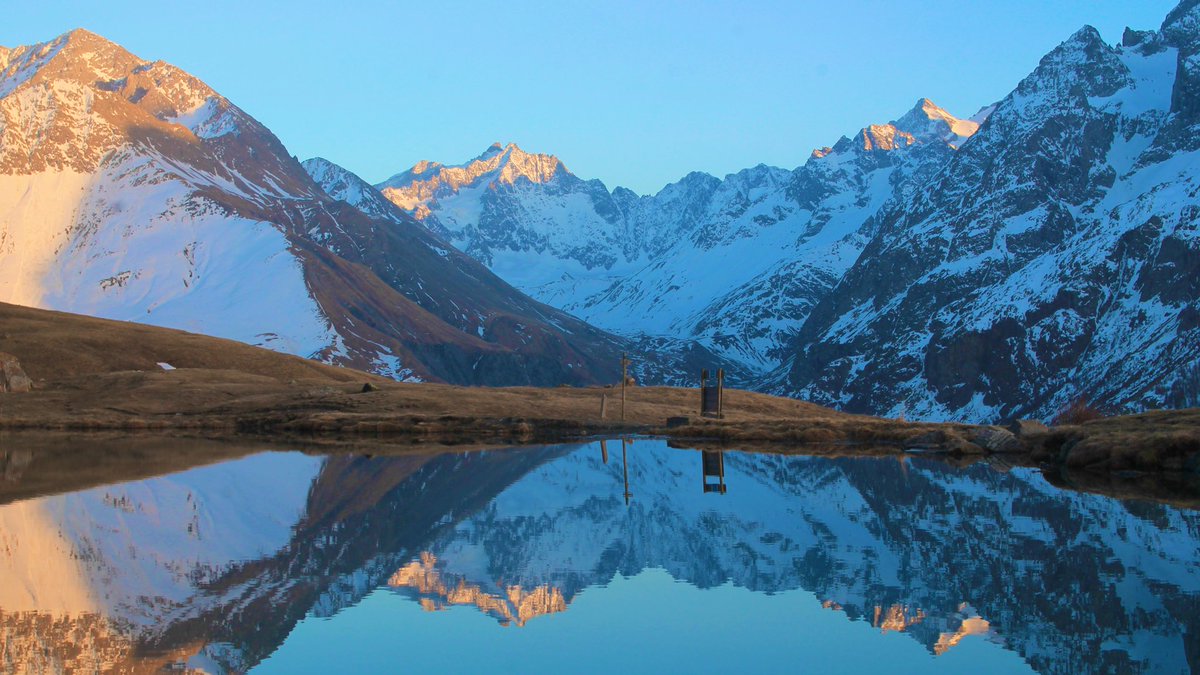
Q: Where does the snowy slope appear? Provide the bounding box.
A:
[0,30,336,357]
[782,4,1200,421]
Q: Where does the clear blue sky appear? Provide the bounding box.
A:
[2,1,1180,195]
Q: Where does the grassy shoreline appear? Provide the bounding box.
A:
[1,301,1196,478]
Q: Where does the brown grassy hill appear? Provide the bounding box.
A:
[0,303,974,446]
[0,302,383,384]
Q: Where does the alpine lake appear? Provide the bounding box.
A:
[1,434,1197,674]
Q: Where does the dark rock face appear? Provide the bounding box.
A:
[781,7,1200,422]
[0,352,32,392]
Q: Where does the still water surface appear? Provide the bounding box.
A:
[1,439,1197,673]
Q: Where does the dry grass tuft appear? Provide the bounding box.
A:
[1051,396,1106,426]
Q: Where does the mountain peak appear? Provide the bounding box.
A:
[61,27,105,43]
[891,98,981,146]
[478,142,568,186]
[810,99,983,160]
[477,142,506,160]
[51,27,135,63]
[1162,0,1200,48]
[376,143,571,216]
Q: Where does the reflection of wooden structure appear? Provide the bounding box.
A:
[701,451,727,494]
[700,369,724,419]
[621,438,633,505]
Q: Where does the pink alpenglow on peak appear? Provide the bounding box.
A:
[377,143,569,215]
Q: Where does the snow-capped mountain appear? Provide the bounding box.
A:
[782,2,1200,421]
[372,0,1200,420]
[3,443,1197,673]
[373,100,983,370]
[304,153,747,385]
[0,29,651,386]
[375,142,643,308]
[578,98,988,369]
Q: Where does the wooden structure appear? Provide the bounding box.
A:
[701,451,727,494]
[621,353,631,422]
[699,368,725,419]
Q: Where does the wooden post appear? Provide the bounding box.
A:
[620,353,630,422]
[717,368,725,419]
[600,393,608,420]
[600,439,608,464]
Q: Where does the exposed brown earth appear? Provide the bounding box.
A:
[0,303,1197,481]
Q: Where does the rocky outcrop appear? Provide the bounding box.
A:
[966,427,1022,453]
[0,352,31,392]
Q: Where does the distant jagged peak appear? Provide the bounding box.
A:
[489,142,568,186]
[476,141,506,161]
[890,98,982,147]
[384,142,568,187]
[859,123,918,152]
[377,142,570,215]
[810,98,982,161]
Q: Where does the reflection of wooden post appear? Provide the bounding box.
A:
[702,450,727,494]
[600,394,608,420]
[600,439,608,464]
[622,437,632,505]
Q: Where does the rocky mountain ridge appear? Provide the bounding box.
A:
[353,98,983,371]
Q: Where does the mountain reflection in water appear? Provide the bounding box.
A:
[0,439,1197,674]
